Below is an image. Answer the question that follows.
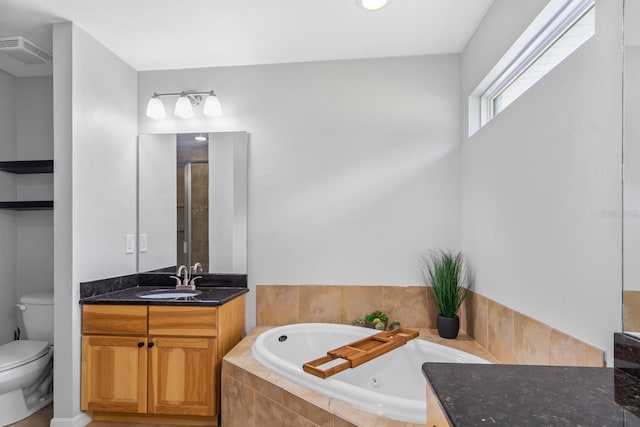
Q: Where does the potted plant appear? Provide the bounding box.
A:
[420,250,468,339]
[365,310,388,330]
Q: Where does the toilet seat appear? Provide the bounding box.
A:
[0,341,50,373]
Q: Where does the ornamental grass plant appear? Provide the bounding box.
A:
[419,250,468,319]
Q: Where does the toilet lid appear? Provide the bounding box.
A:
[0,340,50,372]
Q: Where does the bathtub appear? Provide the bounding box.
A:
[251,323,490,424]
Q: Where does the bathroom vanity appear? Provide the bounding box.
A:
[79,285,247,426]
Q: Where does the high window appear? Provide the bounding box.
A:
[469,0,595,136]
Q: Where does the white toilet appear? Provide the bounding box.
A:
[0,292,54,426]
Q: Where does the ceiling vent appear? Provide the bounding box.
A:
[0,36,52,64]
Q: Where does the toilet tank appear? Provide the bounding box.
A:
[18,292,54,344]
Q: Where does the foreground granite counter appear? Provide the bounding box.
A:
[422,363,640,426]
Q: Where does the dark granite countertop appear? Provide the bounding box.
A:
[422,363,640,426]
[80,286,248,306]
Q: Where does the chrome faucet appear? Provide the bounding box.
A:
[170,265,194,290]
[191,262,203,274]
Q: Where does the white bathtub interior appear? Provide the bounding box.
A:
[252,323,489,424]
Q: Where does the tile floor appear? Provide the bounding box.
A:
[10,405,181,427]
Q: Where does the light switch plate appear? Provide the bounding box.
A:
[139,234,148,253]
[125,234,135,254]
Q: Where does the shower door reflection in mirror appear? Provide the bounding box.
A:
[138,131,248,274]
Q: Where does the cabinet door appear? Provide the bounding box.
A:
[148,337,217,416]
[81,335,148,413]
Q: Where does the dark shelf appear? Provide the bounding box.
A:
[0,160,53,174]
[0,201,53,210]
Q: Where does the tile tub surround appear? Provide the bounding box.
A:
[221,326,498,427]
[256,285,605,366]
[624,290,640,331]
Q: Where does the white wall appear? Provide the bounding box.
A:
[209,131,248,273]
[16,76,54,298]
[53,21,137,423]
[138,133,176,271]
[0,69,17,344]
[461,0,623,364]
[138,55,463,329]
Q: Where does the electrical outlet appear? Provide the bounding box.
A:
[139,234,148,252]
[125,234,135,254]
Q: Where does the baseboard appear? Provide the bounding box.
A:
[50,411,92,427]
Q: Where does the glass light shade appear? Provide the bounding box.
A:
[203,93,222,118]
[357,0,389,11]
[145,95,165,120]
[174,94,194,118]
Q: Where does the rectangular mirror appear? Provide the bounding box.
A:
[137,131,248,274]
[624,1,640,335]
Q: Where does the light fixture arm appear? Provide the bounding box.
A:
[152,90,216,98]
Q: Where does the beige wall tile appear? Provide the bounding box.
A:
[329,399,417,427]
[256,285,299,326]
[280,388,333,426]
[513,312,551,365]
[299,285,341,323]
[583,341,606,367]
[332,416,359,427]
[487,299,516,364]
[340,286,383,324]
[425,289,439,328]
[382,286,428,328]
[465,291,488,349]
[221,373,254,427]
[550,329,605,367]
[254,393,317,427]
[458,296,469,336]
[222,359,247,384]
[624,290,640,331]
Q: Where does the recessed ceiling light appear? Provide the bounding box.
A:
[357,0,390,11]
[194,134,207,142]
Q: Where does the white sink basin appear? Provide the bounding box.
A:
[136,289,201,299]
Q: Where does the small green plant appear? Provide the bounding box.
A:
[365,310,388,324]
[353,317,364,326]
[419,250,468,318]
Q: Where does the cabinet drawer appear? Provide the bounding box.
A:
[82,305,148,335]
[148,306,217,336]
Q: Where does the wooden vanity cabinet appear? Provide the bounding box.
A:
[147,306,218,416]
[81,305,148,414]
[81,295,245,425]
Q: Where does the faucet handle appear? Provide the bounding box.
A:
[189,276,202,287]
[169,275,182,287]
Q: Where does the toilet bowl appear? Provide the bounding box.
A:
[0,292,54,426]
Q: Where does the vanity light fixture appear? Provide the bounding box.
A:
[145,93,165,120]
[174,92,194,118]
[145,90,222,120]
[356,0,390,11]
[203,91,222,118]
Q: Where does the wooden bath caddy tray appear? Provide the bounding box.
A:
[302,328,419,379]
